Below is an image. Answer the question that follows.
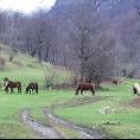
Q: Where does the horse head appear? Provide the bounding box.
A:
[25,86,30,94]
[4,77,9,82]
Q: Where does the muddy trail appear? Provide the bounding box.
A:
[44,108,107,139]
[21,96,110,139]
[21,109,63,139]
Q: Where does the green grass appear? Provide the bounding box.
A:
[0,44,75,138]
[54,82,140,139]
[0,45,73,89]
[0,90,75,138]
[0,44,140,138]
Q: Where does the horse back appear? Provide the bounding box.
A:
[14,81,21,87]
[7,81,21,87]
[28,82,38,89]
[77,82,95,90]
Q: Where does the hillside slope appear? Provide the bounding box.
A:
[0,44,73,89]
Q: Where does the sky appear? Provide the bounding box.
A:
[0,0,57,14]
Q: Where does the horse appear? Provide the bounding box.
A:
[25,82,38,94]
[75,82,95,95]
[112,78,118,85]
[4,78,22,94]
[133,83,140,96]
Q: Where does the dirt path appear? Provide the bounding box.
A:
[20,96,110,139]
[44,108,107,139]
[21,109,63,139]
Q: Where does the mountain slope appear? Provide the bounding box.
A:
[0,43,73,89]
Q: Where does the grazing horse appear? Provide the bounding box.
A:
[133,83,140,96]
[75,82,95,95]
[4,78,22,94]
[112,79,118,85]
[25,82,38,94]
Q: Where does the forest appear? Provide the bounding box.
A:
[1,0,140,82]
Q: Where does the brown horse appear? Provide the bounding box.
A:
[112,79,118,85]
[75,82,95,95]
[4,78,22,94]
[25,82,38,94]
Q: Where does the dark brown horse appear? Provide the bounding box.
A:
[112,79,118,85]
[75,82,95,95]
[4,78,22,94]
[25,82,38,94]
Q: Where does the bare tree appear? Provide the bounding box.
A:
[68,0,118,86]
[69,1,101,76]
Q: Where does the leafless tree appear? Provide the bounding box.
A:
[68,0,116,85]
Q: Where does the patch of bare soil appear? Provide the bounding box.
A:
[20,96,111,139]
[21,109,63,139]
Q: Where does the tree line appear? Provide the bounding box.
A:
[0,0,140,85]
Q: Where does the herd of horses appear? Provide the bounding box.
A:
[2,77,140,96]
[2,77,95,95]
[3,77,38,94]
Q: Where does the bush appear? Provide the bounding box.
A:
[44,75,56,89]
[44,66,59,89]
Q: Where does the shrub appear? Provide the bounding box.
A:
[44,66,59,89]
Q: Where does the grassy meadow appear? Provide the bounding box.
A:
[54,81,140,139]
[0,44,140,138]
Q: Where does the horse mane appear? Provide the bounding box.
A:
[4,77,9,82]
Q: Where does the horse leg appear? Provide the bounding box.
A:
[5,88,8,94]
[29,89,31,94]
[19,85,22,94]
[35,89,38,94]
[5,87,8,94]
[81,89,84,95]
[76,88,79,95]
[133,88,137,96]
[91,88,95,95]
[18,87,20,94]
[19,87,22,94]
[36,87,38,94]
[32,89,34,94]
[11,88,14,94]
